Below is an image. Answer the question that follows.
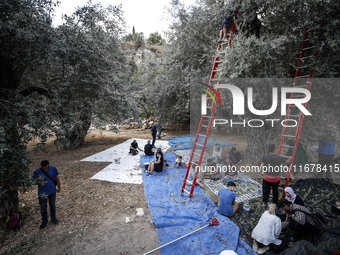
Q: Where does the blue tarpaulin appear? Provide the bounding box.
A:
[167,135,235,151]
[141,152,255,255]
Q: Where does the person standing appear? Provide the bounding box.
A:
[218,1,233,43]
[261,144,291,208]
[157,124,162,139]
[149,122,157,147]
[307,145,319,164]
[318,139,335,182]
[33,160,61,229]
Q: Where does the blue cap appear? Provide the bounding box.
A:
[227,179,233,183]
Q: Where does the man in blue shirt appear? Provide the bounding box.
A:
[33,160,61,229]
[218,181,238,216]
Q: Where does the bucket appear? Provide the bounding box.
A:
[115,157,121,164]
[243,201,250,211]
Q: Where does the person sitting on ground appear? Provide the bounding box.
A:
[212,143,222,164]
[144,140,154,156]
[222,157,238,180]
[225,166,238,180]
[226,147,243,166]
[204,158,221,180]
[130,140,142,155]
[251,203,283,254]
[278,198,320,242]
[146,151,164,176]
[284,187,304,206]
[217,181,238,217]
[175,156,184,168]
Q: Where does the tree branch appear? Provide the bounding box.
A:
[20,86,53,99]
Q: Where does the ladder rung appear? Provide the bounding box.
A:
[294,85,307,88]
[291,95,305,98]
[203,116,211,118]
[182,189,190,194]
[282,145,295,148]
[213,69,222,72]
[190,161,198,165]
[296,75,309,78]
[300,56,313,60]
[303,46,315,51]
[200,125,208,128]
[279,154,290,158]
[196,143,204,147]
[215,61,223,63]
[194,152,202,157]
[210,78,221,81]
[186,180,193,185]
[288,115,300,117]
[298,66,309,69]
[283,135,295,138]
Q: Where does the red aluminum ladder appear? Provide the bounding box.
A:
[180,11,238,198]
[278,22,322,196]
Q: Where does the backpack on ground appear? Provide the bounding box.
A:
[7,213,21,230]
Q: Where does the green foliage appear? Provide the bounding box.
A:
[138,95,156,119]
[132,32,145,49]
[0,1,58,216]
[136,0,340,160]
[0,0,138,220]
[147,32,165,45]
[123,31,145,49]
[123,33,133,42]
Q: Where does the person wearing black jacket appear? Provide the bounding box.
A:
[144,140,154,156]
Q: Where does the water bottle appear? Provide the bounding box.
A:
[244,201,250,211]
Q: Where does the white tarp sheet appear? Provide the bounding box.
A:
[81,138,170,184]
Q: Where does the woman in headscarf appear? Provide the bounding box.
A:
[251,203,283,254]
[284,187,304,206]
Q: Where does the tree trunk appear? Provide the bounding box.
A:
[65,107,92,150]
[0,188,19,225]
[243,125,267,165]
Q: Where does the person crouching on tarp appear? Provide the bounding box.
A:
[251,203,283,254]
